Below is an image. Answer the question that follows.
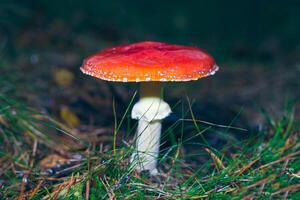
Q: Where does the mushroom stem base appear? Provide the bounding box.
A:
[131,118,162,175]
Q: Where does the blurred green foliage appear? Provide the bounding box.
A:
[1,0,299,62]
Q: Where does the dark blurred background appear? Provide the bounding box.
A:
[2,0,300,59]
[0,0,299,136]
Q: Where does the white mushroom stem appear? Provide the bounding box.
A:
[131,82,171,175]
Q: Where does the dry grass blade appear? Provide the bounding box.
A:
[34,114,80,141]
[246,176,275,189]
[47,175,80,199]
[181,118,248,131]
[271,184,300,196]
[205,148,225,171]
[156,193,208,199]
[100,176,116,200]
[241,194,254,200]
[186,96,209,145]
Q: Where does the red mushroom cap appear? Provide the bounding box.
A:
[80,41,218,82]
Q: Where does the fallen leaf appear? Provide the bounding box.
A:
[60,106,80,128]
[39,154,69,169]
[53,68,74,87]
[0,115,8,127]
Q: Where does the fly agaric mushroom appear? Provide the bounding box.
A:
[80,41,218,175]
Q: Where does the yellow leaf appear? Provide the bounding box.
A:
[60,106,79,128]
[0,115,8,127]
[53,68,74,87]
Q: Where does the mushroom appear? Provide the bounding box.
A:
[80,41,218,175]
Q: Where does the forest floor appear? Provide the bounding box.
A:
[0,24,299,199]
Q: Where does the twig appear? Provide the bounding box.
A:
[236,158,259,175]
[258,150,300,170]
[258,183,265,196]
[281,159,289,172]
[246,177,269,189]
[86,179,90,200]
[29,180,44,198]
[17,175,28,200]
[271,184,300,196]
[242,194,254,200]
[30,139,38,167]
[283,191,289,200]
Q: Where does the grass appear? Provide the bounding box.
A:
[0,93,299,199]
